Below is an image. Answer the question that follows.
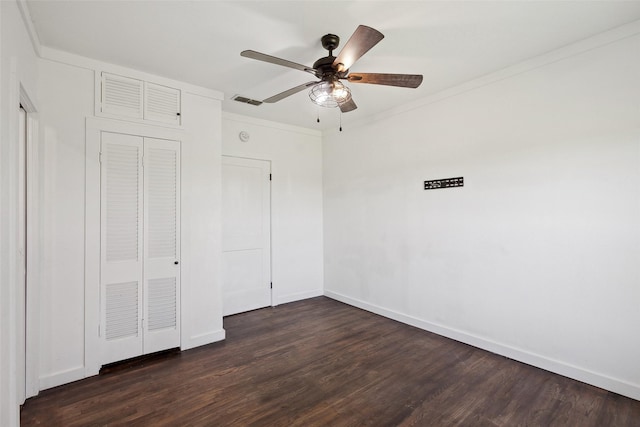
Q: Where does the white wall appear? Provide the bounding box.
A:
[4,5,637,424]
[181,93,225,348]
[323,31,640,399]
[37,59,225,386]
[0,1,40,425]
[37,58,92,389]
[222,113,324,306]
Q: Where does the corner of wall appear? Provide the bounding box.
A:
[182,329,226,352]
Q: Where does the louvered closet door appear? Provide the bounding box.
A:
[100,132,144,364]
[143,138,181,354]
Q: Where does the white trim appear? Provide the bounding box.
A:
[16,0,42,57]
[273,289,323,307]
[38,366,85,391]
[4,58,21,427]
[324,290,640,401]
[1,58,41,424]
[325,19,640,136]
[85,117,188,375]
[181,329,226,351]
[223,112,321,137]
[84,120,101,376]
[20,86,40,400]
[41,46,223,101]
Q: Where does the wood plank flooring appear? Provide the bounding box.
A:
[21,297,640,426]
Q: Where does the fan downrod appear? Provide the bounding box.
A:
[314,33,345,78]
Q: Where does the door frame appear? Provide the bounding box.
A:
[19,87,40,401]
[5,59,40,412]
[85,118,186,376]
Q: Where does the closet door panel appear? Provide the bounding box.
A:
[100,132,144,364]
[143,138,181,354]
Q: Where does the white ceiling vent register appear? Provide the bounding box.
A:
[101,72,181,126]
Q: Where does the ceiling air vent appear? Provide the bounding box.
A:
[232,95,263,106]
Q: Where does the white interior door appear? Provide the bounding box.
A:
[222,156,271,316]
[143,138,181,354]
[100,132,144,364]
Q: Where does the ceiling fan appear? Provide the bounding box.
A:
[240,25,423,113]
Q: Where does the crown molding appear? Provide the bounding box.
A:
[223,112,321,138]
[327,18,640,136]
[17,0,41,57]
[40,46,224,101]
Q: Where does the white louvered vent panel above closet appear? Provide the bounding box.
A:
[105,281,139,340]
[148,278,177,331]
[147,147,178,258]
[105,143,140,262]
[101,73,144,119]
[145,83,181,125]
[100,73,182,126]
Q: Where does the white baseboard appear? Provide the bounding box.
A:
[38,331,227,393]
[182,329,226,351]
[274,289,324,306]
[39,366,85,391]
[324,290,640,401]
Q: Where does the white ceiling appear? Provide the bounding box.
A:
[25,1,640,130]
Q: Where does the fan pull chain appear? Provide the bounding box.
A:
[317,107,320,123]
[339,110,343,132]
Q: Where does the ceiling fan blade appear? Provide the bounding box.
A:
[346,73,423,88]
[339,98,357,113]
[263,81,319,103]
[333,25,384,72]
[241,50,316,75]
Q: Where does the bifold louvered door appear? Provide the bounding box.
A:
[143,138,181,354]
[100,132,180,365]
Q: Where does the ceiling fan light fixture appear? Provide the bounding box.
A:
[242,25,422,115]
[309,80,352,108]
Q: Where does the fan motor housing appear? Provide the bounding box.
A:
[313,56,338,78]
[314,34,348,79]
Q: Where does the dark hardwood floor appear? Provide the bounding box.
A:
[21,297,640,426]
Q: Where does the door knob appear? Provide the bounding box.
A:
[174,261,179,265]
